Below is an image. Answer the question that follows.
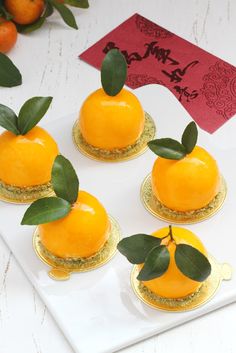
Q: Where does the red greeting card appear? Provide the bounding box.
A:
[80,13,236,133]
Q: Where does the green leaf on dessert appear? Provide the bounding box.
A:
[21,197,71,225]
[64,0,89,8]
[175,244,211,282]
[117,234,161,264]
[148,138,187,160]
[137,245,170,281]
[51,0,78,29]
[0,104,20,135]
[101,49,127,96]
[181,121,198,154]
[52,155,79,204]
[0,53,22,87]
[17,96,53,135]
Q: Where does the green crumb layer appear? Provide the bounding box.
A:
[37,228,118,271]
[73,112,156,161]
[139,282,203,309]
[0,180,52,202]
[144,175,226,223]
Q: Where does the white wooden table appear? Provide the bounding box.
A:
[0,1,236,352]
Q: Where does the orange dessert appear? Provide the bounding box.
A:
[118,225,211,299]
[144,122,223,221]
[39,190,110,259]
[0,96,58,202]
[74,49,152,161]
[79,87,144,150]
[21,155,115,269]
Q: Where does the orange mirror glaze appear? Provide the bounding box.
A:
[0,126,59,187]
[39,191,110,259]
[139,226,208,299]
[79,88,145,150]
[151,146,220,212]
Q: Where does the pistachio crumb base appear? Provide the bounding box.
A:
[0,179,53,204]
[72,112,156,162]
[131,256,231,312]
[141,174,227,224]
[33,215,121,279]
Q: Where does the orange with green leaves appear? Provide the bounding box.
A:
[3,0,89,33]
[4,0,45,25]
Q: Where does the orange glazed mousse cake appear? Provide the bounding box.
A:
[73,49,156,161]
[0,97,58,203]
[21,155,121,279]
[118,226,216,310]
[141,121,226,223]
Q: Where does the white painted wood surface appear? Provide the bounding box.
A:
[0,1,235,352]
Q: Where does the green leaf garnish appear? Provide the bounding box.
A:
[0,104,20,135]
[50,0,78,29]
[117,234,161,264]
[21,197,71,225]
[137,245,170,281]
[175,244,211,282]
[148,122,199,160]
[101,49,127,96]
[52,155,79,204]
[64,0,89,8]
[181,121,198,153]
[17,96,52,135]
[0,53,22,87]
[148,138,187,160]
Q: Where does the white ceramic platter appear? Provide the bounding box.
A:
[0,85,235,353]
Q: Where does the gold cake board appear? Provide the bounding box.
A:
[33,215,122,280]
[131,256,232,312]
[72,112,156,162]
[141,174,227,224]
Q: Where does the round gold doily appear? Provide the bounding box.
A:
[33,215,121,280]
[72,112,156,162]
[131,256,232,312]
[140,174,227,224]
[0,181,54,205]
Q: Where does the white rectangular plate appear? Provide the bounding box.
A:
[0,85,235,353]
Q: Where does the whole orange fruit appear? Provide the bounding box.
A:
[151,146,220,212]
[79,88,145,150]
[0,126,59,187]
[4,0,45,25]
[39,191,110,258]
[0,17,17,53]
[139,226,208,298]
